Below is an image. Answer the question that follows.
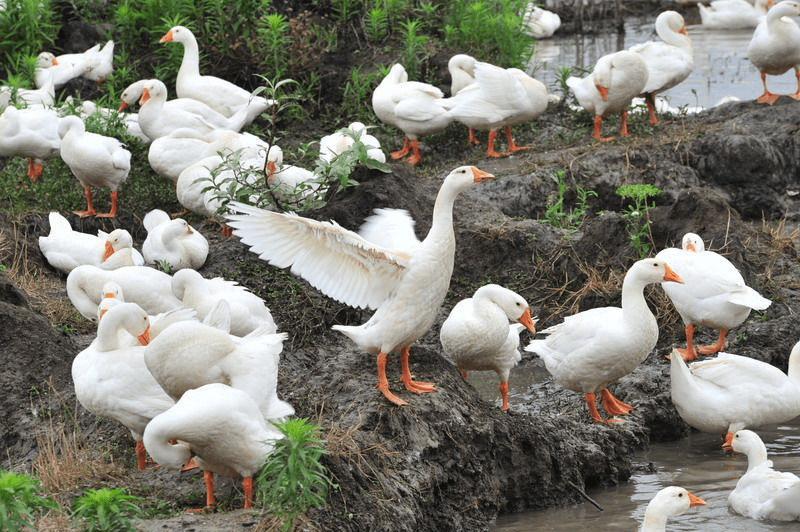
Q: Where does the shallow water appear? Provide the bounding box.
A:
[528,16,800,111]
[463,371,800,531]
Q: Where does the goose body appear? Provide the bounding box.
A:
[143,383,283,509]
[440,284,536,410]
[655,232,771,361]
[171,268,276,337]
[83,40,114,83]
[67,264,184,320]
[143,316,293,421]
[0,70,55,109]
[747,0,800,104]
[265,145,322,204]
[142,209,208,271]
[525,258,683,422]
[522,4,561,39]
[629,11,694,124]
[566,50,649,141]
[34,50,94,89]
[71,301,173,469]
[640,486,706,532]
[371,63,452,165]
[319,121,386,163]
[0,105,62,180]
[58,115,131,218]
[39,212,144,274]
[699,0,771,30]
[669,341,800,442]
[159,26,272,124]
[225,165,494,405]
[726,429,800,521]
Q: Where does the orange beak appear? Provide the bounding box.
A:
[685,243,696,252]
[518,307,536,334]
[662,264,683,284]
[721,431,736,451]
[98,308,108,319]
[159,30,174,43]
[267,160,277,178]
[118,100,128,111]
[596,85,608,101]
[137,326,151,346]
[680,27,687,36]
[51,57,59,66]
[688,492,706,508]
[470,167,494,182]
[102,241,114,261]
[103,292,116,299]
[139,88,150,105]
[186,226,194,234]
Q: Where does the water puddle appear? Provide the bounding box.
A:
[529,17,800,111]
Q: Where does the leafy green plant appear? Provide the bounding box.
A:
[542,170,597,232]
[256,418,338,531]
[71,488,143,532]
[340,65,385,120]
[363,7,389,42]
[331,0,364,23]
[398,19,428,81]
[0,0,57,63]
[0,470,57,531]
[616,184,663,258]
[259,13,292,81]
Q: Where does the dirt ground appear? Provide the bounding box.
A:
[3,2,800,529]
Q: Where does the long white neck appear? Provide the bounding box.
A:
[657,15,690,49]
[161,223,188,251]
[788,341,800,385]
[423,180,461,250]
[177,34,201,81]
[640,509,668,532]
[768,3,798,27]
[143,421,192,470]
[744,440,769,473]
[621,275,655,324]
[95,306,137,351]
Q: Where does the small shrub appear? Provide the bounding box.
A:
[0,470,57,531]
[542,170,597,232]
[71,488,143,532]
[616,183,662,258]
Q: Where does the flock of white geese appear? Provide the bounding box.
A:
[3,1,799,526]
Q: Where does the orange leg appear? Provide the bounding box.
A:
[646,93,659,125]
[398,346,435,393]
[135,441,147,470]
[697,329,727,355]
[757,72,780,105]
[204,470,216,509]
[504,125,530,153]
[242,477,254,509]
[791,69,800,101]
[390,137,411,159]
[405,140,422,165]
[593,115,613,142]
[27,158,43,180]
[676,324,699,362]
[486,130,504,158]
[619,110,631,137]
[600,388,632,416]
[96,190,118,218]
[458,368,468,378]
[499,381,510,411]
[376,352,408,406]
[585,393,623,423]
[467,128,479,145]
[74,187,97,217]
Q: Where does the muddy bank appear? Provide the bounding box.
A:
[1,96,799,530]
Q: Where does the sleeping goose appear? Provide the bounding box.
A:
[566,50,649,141]
[525,258,683,422]
[725,429,800,521]
[669,341,800,446]
[440,284,536,410]
[142,209,208,271]
[143,383,283,509]
[655,232,771,361]
[747,0,800,104]
[318,121,386,164]
[628,11,694,125]
[521,4,561,39]
[699,0,772,30]
[640,486,706,532]
[371,63,452,165]
[58,115,131,218]
[225,165,494,405]
[159,26,272,124]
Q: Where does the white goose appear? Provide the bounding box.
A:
[71,301,173,470]
[747,0,800,104]
[225,165,494,406]
[567,50,649,141]
[142,209,209,271]
[699,0,772,30]
[34,50,94,89]
[159,26,272,123]
[0,105,62,180]
[78,100,149,144]
[0,69,55,109]
[143,383,283,509]
[521,4,561,39]
[440,284,536,410]
[669,341,800,445]
[136,79,250,141]
[525,259,683,422]
[265,145,322,203]
[640,486,706,532]
[39,211,144,274]
[725,429,800,521]
[628,11,694,125]
[67,264,184,320]
[443,60,548,157]
[655,232,771,361]
[171,268,276,337]
[58,115,131,218]
[371,63,452,165]
[83,40,115,83]
[319,122,386,164]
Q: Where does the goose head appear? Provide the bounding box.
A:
[159,25,193,44]
[681,232,705,253]
[644,486,706,526]
[103,229,134,261]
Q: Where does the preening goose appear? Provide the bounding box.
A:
[526,258,683,422]
[142,209,209,271]
[440,284,536,410]
[655,232,771,361]
[225,165,494,405]
[699,0,772,30]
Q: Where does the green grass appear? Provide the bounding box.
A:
[71,488,143,532]
[0,470,57,531]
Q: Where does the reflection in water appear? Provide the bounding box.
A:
[528,18,799,110]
